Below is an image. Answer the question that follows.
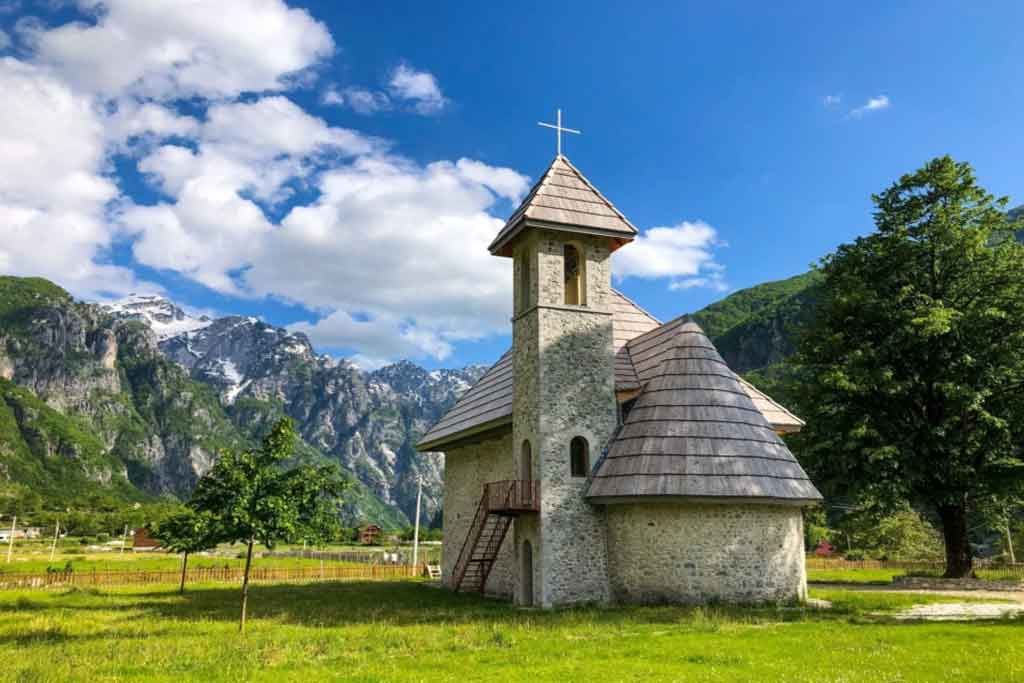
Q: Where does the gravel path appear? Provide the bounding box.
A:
[887,602,1024,621]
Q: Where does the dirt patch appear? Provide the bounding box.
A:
[885,603,1024,621]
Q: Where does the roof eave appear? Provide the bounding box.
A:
[585,493,823,508]
[415,415,514,452]
[488,217,636,257]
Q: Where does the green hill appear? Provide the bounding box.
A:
[693,270,822,375]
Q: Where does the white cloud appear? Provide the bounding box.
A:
[322,85,391,115]
[388,63,447,114]
[0,57,143,297]
[26,0,333,100]
[322,86,345,106]
[850,94,890,118]
[613,220,727,291]
[104,100,200,148]
[120,95,380,292]
[0,28,10,50]
[291,310,453,362]
[669,276,728,293]
[822,94,841,108]
[253,155,528,360]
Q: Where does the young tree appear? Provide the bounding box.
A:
[189,418,348,631]
[149,510,222,594]
[797,156,1024,577]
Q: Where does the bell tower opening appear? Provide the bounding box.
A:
[563,243,585,305]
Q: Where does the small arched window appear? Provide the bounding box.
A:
[564,244,584,305]
[570,436,589,478]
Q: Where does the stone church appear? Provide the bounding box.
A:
[416,154,822,608]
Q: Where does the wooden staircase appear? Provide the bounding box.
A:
[450,480,538,594]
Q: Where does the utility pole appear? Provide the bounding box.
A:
[121,524,129,554]
[412,476,422,573]
[49,520,60,562]
[6,515,15,564]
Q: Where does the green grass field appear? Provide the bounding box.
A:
[807,567,1023,584]
[1,580,1021,682]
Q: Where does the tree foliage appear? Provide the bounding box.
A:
[189,417,348,630]
[796,156,1024,577]
[149,510,221,593]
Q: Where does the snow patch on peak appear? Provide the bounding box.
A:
[105,293,212,341]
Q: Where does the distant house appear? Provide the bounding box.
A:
[132,527,162,551]
[359,524,382,545]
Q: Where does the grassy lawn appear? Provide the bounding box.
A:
[1,581,1021,682]
[808,567,1024,585]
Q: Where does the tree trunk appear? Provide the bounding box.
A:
[938,504,973,578]
[239,538,254,633]
[1007,524,1017,565]
[179,551,189,595]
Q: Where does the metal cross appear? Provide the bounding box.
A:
[537,108,581,157]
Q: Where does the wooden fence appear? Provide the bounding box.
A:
[0,564,417,591]
[806,557,1024,579]
[265,547,442,564]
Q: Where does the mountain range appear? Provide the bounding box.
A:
[0,277,483,527]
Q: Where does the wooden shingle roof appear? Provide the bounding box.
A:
[737,377,805,434]
[586,320,821,505]
[415,295,805,451]
[488,155,637,257]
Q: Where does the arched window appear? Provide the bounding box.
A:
[520,440,532,481]
[570,436,589,478]
[563,244,585,305]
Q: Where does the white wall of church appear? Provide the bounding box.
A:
[441,432,516,598]
[605,503,807,604]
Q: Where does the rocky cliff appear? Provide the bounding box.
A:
[0,277,482,527]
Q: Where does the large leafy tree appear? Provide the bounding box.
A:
[190,418,348,631]
[797,156,1024,577]
[150,510,222,594]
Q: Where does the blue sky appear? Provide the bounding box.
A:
[1,1,1022,369]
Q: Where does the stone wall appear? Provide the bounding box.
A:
[533,231,618,607]
[441,432,515,597]
[605,503,807,604]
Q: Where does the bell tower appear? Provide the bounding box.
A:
[489,153,637,607]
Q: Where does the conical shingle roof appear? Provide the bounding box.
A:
[488,155,637,256]
[587,319,821,505]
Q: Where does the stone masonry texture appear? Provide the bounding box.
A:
[441,433,515,597]
[605,503,807,604]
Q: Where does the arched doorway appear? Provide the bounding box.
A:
[521,540,534,606]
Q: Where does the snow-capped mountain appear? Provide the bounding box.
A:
[104,294,486,524]
[104,294,212,341]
